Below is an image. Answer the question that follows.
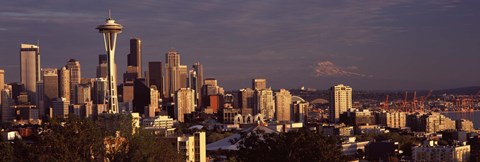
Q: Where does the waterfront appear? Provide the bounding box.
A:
[442,111,480,129]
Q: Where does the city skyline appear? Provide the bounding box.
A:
[1,1,480,90]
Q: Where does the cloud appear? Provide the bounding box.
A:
[314,61,371,78]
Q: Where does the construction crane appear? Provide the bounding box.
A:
[383,95,389,111]
[419,90,433,112]
[412,91,417,112]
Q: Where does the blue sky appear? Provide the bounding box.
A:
[0,0,479,90]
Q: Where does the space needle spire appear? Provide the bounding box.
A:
[96,12,123,114]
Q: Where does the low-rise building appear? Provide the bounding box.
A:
[340,109,375,126]
[142,115,174,129]
[376,111,406,129]
[456,119,474,132]
[342,137,369,156]
[412,140,470,162]
[218,107,241,124]
[321,124,354,136]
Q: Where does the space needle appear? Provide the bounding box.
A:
[96,12,122,114]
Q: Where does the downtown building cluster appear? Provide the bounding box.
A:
[0,16,313,162]
[2,16,480,162]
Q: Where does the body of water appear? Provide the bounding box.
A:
[442,111,480,129]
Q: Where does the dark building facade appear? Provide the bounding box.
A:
[127,38,142,78]
[133,78,150,115]
[148,61,162,98]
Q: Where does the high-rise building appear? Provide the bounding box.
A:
[146,86,159,118]
[205,95,221,114]
[133,78,150,115]
[377,111,406,129]
[239,88,254,116]
[422,112,455,134]
[36,81,45,117]
[192,62,203,105]
[93,78,107,104]
[194,132,206,162]
[52,97,69,119]
[20,44,40,103]
[1,85,14,122]
[148,61,162,98]
[252,79,267,90]
[58,67,70,102]
[96,15,123,113]
[177,132,206,162]
[292,100,309,123]
[96,54,108,78]
[204,78,217,87]
[42,68,59,113]
[175,88,195,122]
[0,69,4,105]
[66,59,81,103]
[165,50,180,97]
[75,84,91,104]
[124,65,139,84]
[127,38,142,78]
[275,89,292,122]
[255,88,275,119]
[329,84,352,123]
[179,65,188,89]
[189,70,197,97]
[10,82,24,104]
[123,82,134,103]
[340,109,375,126]
[200,78,225,109]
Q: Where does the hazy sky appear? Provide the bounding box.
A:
[0,0,479,90]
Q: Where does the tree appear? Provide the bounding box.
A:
[34,115,105,161]
[0,140,13,162]
[235,128,345,162]
[127,129,183,162]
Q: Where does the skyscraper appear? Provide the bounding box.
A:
[58,67,70,102]
[329,84,352,123]
[255,88,275,119]
[239,88,254,116]
[192,62,203,108]
[201,78,224,109]
[252,79,267,90]
[96,15,123,114]
[275,89,292,122]
[165,50,180,97]
[175,88,195,122]
[66,59,81,103]
[42,68,59,113]
[123,66,138,83]
[52,97,69,119]
[148,61,162,98]
[127,38,142,78]
[133,78,150,114]
[36,81,45,117]
[192,63,203,94]
[1,85,13,122]
[20,44,40,103]
[292,100,309,123]
[75,84,91,104]
[93,78,107,104]
[179,65,188,89]
[97,54,108,78]
[146,86,159,118]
